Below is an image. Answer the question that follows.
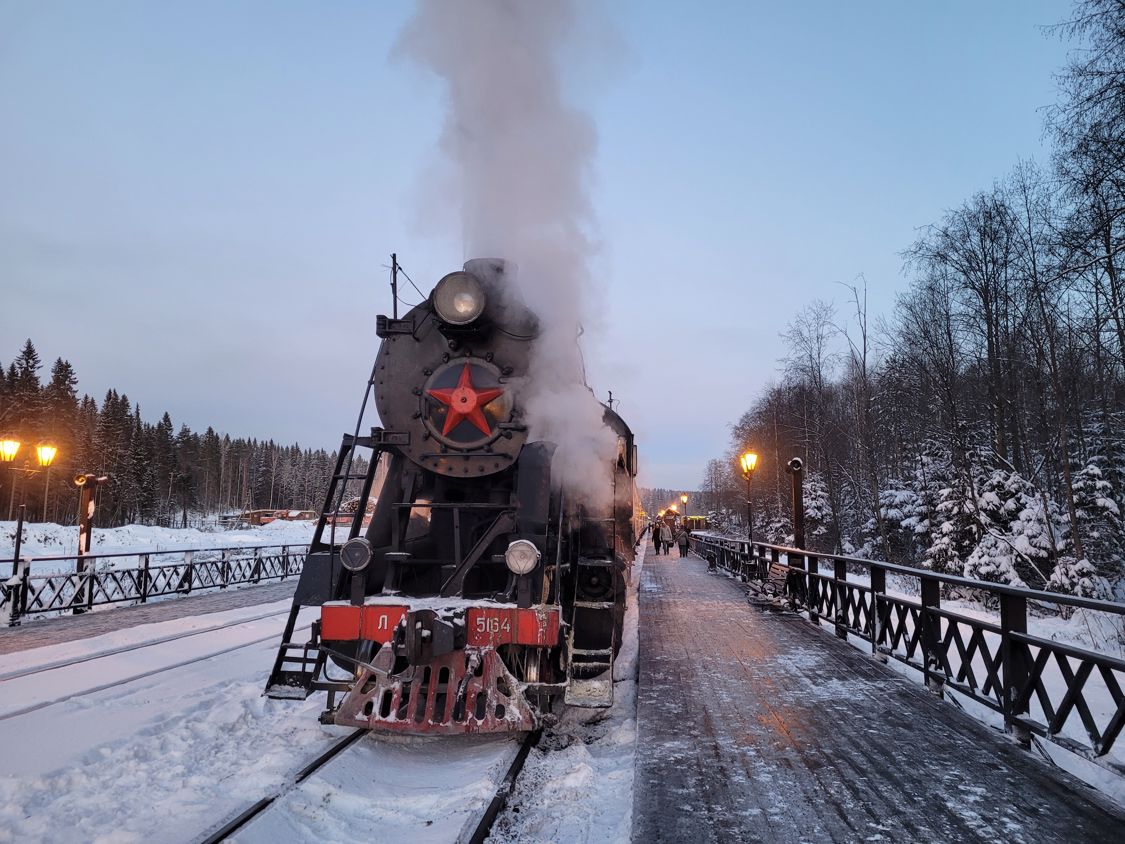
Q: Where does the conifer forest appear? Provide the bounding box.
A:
[0,338,338,528]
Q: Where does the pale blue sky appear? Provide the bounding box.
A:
[0,1,1073,489]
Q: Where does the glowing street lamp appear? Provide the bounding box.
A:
[1,439,61,522]
[739,451,759,551]
[680,493,689,523]
[0,439,19,463]
[36,444,58,522]
[2,438,20,521]
[36,445,57,467]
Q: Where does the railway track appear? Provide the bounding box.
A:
[200,728,541,844]
[198,729,368,844]
[0,606,290,683]
[0,621,310,722]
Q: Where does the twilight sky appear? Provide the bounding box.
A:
[0,1,1072,489]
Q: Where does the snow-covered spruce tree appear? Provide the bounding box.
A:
[963,468,1056,587]
[803,471,833,548]
[1048,556,1110,600]
[922,459,978,575]
[874,478,922,564]
[765,512,791,545]
[1048,455,1121,598]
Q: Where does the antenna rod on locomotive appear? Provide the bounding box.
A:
[390,252,399,320]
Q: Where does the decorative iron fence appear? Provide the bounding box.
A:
[689,533,1125,768]
[1,544,308,627]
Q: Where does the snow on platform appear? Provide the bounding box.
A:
[632,546,1125,843]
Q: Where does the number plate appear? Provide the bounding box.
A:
[466,606,560,648]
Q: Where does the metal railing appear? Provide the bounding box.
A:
[690,532,1125,768]
[1,543,309,627]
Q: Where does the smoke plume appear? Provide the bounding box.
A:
[397,0,619,506]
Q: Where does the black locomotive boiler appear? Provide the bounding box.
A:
[266,258,642,734]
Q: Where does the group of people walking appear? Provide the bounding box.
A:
[651,519,690,557]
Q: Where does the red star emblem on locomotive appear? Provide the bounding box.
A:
[427,364,505,436]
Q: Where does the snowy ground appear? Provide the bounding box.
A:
[0,601,343,844]
[0,543,645,843]
[1,519,315,575]
[488,542,645,843]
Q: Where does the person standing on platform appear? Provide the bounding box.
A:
[653,521,664,555]
[677,526,690,558]
[659,520,674,558]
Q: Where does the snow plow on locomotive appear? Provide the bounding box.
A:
[265,258,640,734]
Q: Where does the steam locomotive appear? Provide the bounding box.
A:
[265,258,642,734]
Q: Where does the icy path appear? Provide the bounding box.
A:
[0,604,345,844]
[632,549,1125,843]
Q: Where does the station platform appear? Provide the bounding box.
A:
[632,545,1125,842]
[0,580,297,655]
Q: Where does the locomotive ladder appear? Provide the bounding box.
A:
[266,361,386,700]
[564,550,619,708]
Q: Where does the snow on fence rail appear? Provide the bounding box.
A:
[690,532,1125,769]
[0,543,309,626]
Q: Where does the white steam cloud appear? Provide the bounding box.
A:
[397,0,619,506]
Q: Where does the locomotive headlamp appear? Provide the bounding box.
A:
[340,537,373,572]
[433,271,486,326]
[504,539,540,575]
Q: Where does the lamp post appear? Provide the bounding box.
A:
[1,438,20,520]
[0,439,59,522]
[35,444,58,522]
[739,451,759,552]
[680,493,689,523]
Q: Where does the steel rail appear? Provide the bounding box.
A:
[467,728,542,844]
[197,729,367,844]
[0,623,310,722]
[198,728,542,844]
[0,607,291,684]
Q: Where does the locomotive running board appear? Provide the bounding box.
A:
[565,672,614,708]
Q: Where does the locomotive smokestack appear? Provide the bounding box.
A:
[463,257,514,284]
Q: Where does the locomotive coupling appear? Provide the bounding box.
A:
[397,609,465,664]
